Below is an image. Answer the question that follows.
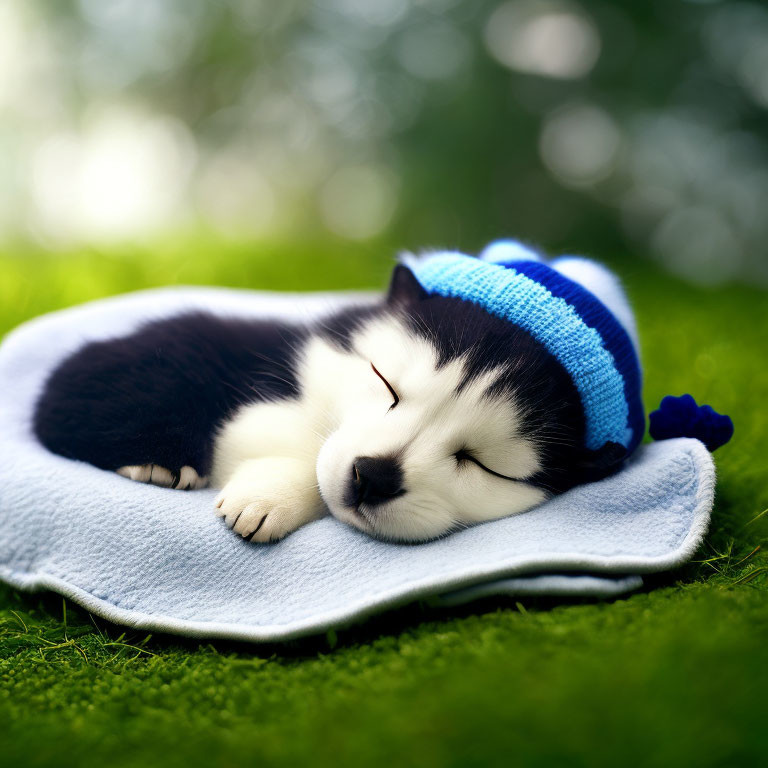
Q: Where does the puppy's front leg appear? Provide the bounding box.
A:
[215,457,325,542]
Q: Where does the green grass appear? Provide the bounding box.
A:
[1,239,767,768]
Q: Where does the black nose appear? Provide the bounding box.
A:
[348,456,405,508]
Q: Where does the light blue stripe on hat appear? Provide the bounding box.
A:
[412,254,630,451]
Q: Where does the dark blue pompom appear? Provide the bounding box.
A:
[649,394,734,452]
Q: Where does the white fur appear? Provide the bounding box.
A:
[214,457,324,542]
[210,315,546,542]
[117,464,207,490]
[178,465,207,490]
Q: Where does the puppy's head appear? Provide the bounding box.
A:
[315,265,624,542]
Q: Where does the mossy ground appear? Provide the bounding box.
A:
[1,239,766,768]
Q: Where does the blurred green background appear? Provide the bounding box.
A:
[2,0,768,284]
[1,3,767,768]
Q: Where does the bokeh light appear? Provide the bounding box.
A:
[320,165,399,240]
[484,1,600,79]
[30,110,196,242]
[0,0,766,285]
[539,103,620,188]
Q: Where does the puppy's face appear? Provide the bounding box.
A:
[315,313,548,541]
[313,264,626,541]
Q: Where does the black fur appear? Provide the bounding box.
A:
[33,312,308,477]
[391,290,625,493]
[34,266,624,494]
[315,303,384,351]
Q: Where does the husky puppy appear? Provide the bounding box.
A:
[34,249,641,543]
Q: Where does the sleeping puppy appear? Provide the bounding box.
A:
[33,250,641,543]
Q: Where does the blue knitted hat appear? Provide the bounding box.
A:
[410,243,645,455]
[409,241,734,456]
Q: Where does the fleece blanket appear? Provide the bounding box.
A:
[0,288,714,642]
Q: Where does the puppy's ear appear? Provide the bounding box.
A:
[575,441,627,482]
[387,264,429,307]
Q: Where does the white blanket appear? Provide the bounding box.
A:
[0,288,714,641]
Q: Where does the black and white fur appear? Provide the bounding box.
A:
[34,265,626,543]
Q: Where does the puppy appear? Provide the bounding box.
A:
[33,247,643,542]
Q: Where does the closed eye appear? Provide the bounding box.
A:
[454,449,523,482]
[371,363,399,411]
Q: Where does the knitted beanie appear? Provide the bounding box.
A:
[409,241,734,456]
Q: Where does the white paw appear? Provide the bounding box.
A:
[177,465,208,490]
[214,458,324,543]
[116,464,208,490]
